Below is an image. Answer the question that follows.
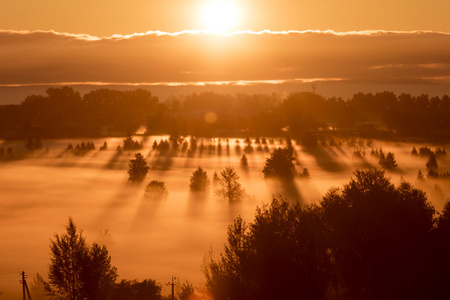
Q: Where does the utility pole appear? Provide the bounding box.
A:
[167,276,176,300]
[20,271,32,300]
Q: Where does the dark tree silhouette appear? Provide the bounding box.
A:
[417,169,425,181]
[46,218,117,300]
[215,167,245,202]
[122,136,142,151]
[320,169,434,299]
[300,168,310,178]
[189,167,210,192]
[110,279,164,300]
[378,151,398,169]
[128,153,149,183]
[427,201,450,298]
[426,153,438,170]
[262,147,296,180]
[178,281,201,300]
[203,198,332,300]
[144,180,168,200]
[240,154,248,168]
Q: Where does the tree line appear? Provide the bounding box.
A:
[1,88,449,140]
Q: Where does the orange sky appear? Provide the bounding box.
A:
[1,0,450,36]
[0,0,450,101]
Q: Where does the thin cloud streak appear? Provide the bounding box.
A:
[2,28,450,40]
[0,77,347,88]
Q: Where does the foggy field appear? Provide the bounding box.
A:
[1,136,449,297]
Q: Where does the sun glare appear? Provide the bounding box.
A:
[202,0,239,32]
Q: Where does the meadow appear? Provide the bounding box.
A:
[0,136,449,297]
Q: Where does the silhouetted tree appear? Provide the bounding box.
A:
[30,273,47,300]
[26,137,43,150]
[321,169,434,299]
[262,147,296,180]
[99,142,108,151]
[111,279,164,300]
[178,281,201,300]
[128,153,149,183]
[379,151,398,169]
[419,146,433,156]
[213,171,219,184]
[189,167,210,192]
[240,154,248,168]
[144,180,168,200]
[46,218,117,300]
[428,201,450,298]
[203,198,332,300]
[122,136,142,151]
[435,147,447,157]
[417,169,425,181]
[215,167,245,202]
[300,168,310,179]
[426,153,438,171]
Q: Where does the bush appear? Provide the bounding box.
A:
[144,180,168,200]
[262,147,296,180]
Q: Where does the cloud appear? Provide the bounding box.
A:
[0,29,449,87]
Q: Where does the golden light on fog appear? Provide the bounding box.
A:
[202,0,239,32]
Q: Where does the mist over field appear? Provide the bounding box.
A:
[1,136,449,297]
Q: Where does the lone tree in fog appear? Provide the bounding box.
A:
[378,151,398,169]
[189,167,210,192]
[426,153,438,170]
[262,147,296,180]
[128,152,149,183]
[240,154,248,168]
[144,180,168,200]
[46,218,117,300]
[215,167,245,202]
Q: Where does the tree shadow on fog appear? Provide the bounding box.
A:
[187,191,209,218]
[354,157,376,169]
[265,178,303,204]
[227,198,244,221]
[93,182,142,228]
[104,151,125,169]
[130,196,165,230]
[303,146,346,172]
[150,153,173,171]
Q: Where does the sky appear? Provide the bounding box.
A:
[1,0,450,102]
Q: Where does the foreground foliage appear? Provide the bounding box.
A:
[204,169,450,300]
[46,218,117,300]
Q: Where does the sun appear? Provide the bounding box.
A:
[202,0,239,32]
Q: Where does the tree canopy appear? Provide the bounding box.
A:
[215,167,245,202]
[204,169,449,300]
[46,218,117,300]
[128,152,150,183]
[262,147,296,180]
